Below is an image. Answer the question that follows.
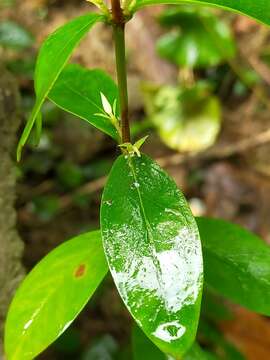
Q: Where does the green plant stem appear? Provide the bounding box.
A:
[111,0,131,143]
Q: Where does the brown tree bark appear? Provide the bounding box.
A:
[0,65,24,355]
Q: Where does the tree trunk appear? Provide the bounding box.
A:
[0,65,24,356]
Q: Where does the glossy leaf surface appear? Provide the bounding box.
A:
[132,324,217,360]
[157,7,236,68]
[5,231,108,360]
[197,217,270,315]
[101,154,203,358]
[49,64,119,140]
[17,13,103,160]
[131,0,270,27]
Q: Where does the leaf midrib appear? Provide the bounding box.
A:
[127,156,167,303]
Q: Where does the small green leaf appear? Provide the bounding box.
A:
[197,217,270,315]
[101,154,203,358]
[0,20,34,49]
[17,13,103,161]
[134,135,149,151]
[49,64,120,140]
[156,7,236,68]
[131,0,270,27]
[4,230,108,360]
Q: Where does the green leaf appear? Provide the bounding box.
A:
[132,324,217,360]
[49,64,120,141]
[131,0,270,27]
[101,154,203,358]
[0,20,34,49]
[143,83,221,152]
[4,230,108,360]
[157,7,236,68]
[197,217,270,315]
[17,13,103,161]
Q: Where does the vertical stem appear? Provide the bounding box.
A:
[111,0,131,143]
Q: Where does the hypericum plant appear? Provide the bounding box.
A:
[4,1,270,359]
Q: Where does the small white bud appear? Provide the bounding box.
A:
[100,92,112,115]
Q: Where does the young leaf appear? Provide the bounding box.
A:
[17,13,103,161]
[131,0,270,27]
[4,231,108,360]
[101,154,203,358]
[197,217,270,315]
[48,64,120,141]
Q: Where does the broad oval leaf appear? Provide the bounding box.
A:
[4,230,108,360]
[130,0,270,27]
[101,154,203,358]
[17,13,103,161]
[197,217,270,315]
[49,64,120,141]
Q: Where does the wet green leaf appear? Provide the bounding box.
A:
[157,7,236,68]
[0,20,34,49]
[49,64,120,141]
[131,0,270,27]
[17,13,103,161]
[197,217,270,315]
[101,154,203,358]
[5,231,108,360]
[143,84,221,152]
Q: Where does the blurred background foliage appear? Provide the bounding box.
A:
[1,0,270,358]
